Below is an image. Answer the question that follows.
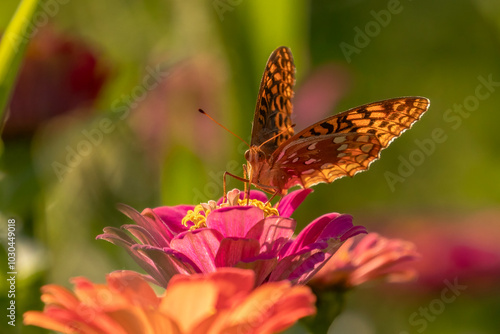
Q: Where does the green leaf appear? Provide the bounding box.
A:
[0,0,41,141]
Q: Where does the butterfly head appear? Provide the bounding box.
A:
[244,146,268,182]
[244,146,266,164]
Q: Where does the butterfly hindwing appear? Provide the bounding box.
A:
[270,97,430,189]
[250,46,295,155]
[272,133,381,189]
[295,97,429,147]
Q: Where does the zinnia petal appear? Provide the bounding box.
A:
[282,213,346,257]
[277,188,313,217]
[215,238,261,267]
[150,205,194,234]
[245,216,296,256]
[170,229,223,273]
[206,206,264,238]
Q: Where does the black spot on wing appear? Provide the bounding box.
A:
[320,122,334,134]
[309,128,322,136]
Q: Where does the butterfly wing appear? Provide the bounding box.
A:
[270,97,430,190]
[250,46,296,155]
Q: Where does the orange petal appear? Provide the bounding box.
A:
[40,284,80,309]
[107,307,180,334]
[107,271,160,308]
[222,282,316,334]
[23,311,75,333]
[160,280,218,332]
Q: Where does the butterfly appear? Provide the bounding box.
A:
[228,46,429,201]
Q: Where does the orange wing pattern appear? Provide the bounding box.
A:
[271,97,430,190]
[250,46,296,155]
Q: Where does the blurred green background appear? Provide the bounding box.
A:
[1,0,499,333]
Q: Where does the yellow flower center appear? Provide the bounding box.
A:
[181,205,208,230]
[237,198,279,217]
[181,190,279,230]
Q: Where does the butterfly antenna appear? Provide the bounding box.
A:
[199,109,250,147]
[258,124,296,149]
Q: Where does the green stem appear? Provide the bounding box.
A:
[0,0,41,138]
[301,287,347,333]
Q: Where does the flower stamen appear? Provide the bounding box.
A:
[182,205,208,229]
[237,198,279,217]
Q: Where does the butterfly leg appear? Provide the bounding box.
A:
[266,191,281,205]
[243,165,250,205]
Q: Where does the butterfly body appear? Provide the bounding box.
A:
[241,46,430,198]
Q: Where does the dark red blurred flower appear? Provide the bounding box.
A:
[3,26,108,137]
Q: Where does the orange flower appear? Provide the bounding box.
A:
[24,268,316,334]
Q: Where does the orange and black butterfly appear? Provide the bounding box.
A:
[239,46,429,199]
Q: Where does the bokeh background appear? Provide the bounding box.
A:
[1,0,499,333]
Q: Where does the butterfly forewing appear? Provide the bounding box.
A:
[250,46,295,155]
[271,97,430,189]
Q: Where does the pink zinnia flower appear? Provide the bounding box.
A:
[24,268,316,334]
[309,233,419,289]
[97,189,366,287]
